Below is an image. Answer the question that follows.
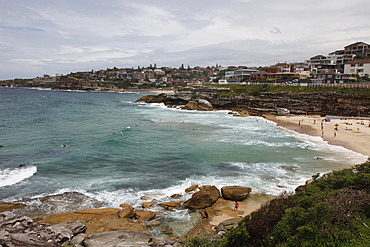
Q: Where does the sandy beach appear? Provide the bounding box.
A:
[264,114,370,157]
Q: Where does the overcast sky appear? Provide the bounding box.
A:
[1,0,369,79]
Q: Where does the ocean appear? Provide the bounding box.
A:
[0,87,367,231]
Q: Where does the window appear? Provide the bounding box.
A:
[327,75,333,78]
[351,64,356,67]
[358,69,363,72]
[350,69,355,73]
[358,64,364,67]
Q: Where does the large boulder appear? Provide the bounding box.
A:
[84,230,154,247]
[221,186,252,201]
[182,100,213,111]
[183,185,221,209]
[134,210,157,223]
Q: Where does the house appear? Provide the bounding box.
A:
[312,69,345,84]
[344,42,370,56]
[344,59,370,77]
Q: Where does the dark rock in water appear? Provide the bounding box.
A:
[162,226,173,234]
[0,211,72,247]
[183,185,221,209]
[185,184,198,193]
[83,230,154,247]
[171,193,182,199]
[0,202,27,212]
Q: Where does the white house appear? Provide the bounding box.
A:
[344,59,370,77]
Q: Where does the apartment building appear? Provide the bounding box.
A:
[344,59,370,77]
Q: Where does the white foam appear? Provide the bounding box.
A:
[0,165,37,187]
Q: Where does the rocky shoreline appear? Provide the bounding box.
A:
[0,184,278,247]
[136,85,370,117]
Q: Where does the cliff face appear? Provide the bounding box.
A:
[137,86,370,117]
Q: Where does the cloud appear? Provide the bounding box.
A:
[0,0,370,79]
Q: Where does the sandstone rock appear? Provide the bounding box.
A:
[39,210,149,235]
[142,202,156,208]
[221,186,252,201]
[74,208,120,217]
[151,240,178,246]
[118,204,134,218]
[185,184,198,193]
[170,194,182,199]
[84,230,154,247]
[158,201,182,210]
[134,210,157,223]
[145,220,161,227]
[182,100,213,111]
[0,201,26,212]
[162,226,173,234]
[183,185,220,209]
[141,196,153,200]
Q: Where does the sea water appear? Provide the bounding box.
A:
[0,87,367,210]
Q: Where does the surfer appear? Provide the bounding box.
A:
[61,144,70,147]
[314,157,323,160]
[0,145,8,147]
[19,163,29,167]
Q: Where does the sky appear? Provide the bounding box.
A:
[0,0,369,79]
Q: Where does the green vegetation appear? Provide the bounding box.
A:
[184,161,370,247]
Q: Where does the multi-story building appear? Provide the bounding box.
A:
[344,42,370,56]
[344,59,370,77]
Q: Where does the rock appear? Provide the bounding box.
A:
[162,226,173,234]
[216,222,227,233]
[74,208,121,217]
[145,220,161,227]
[170,194,182,199]
[0,211,72,247]
[158,201,182,210]
[39,211,149,235]
[84,230,154,247]
[182,99,213,111]
[305,178,314,185]
[134,210,157,223]
[0,201,27,212]
[118,204,135,218]
[70,233,87,246]
[56,220,86,235]
[141,196,153,200]
[221,186,252,201]
[183,185,221,209]
[295,185,306,193]
[185,184,198,193]
[219,217,242,230]
[142,202,156,208]
[150,240,177,246]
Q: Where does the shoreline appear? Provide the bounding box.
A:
[264,114,370,158]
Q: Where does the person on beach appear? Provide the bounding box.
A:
[234,201,239,211]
